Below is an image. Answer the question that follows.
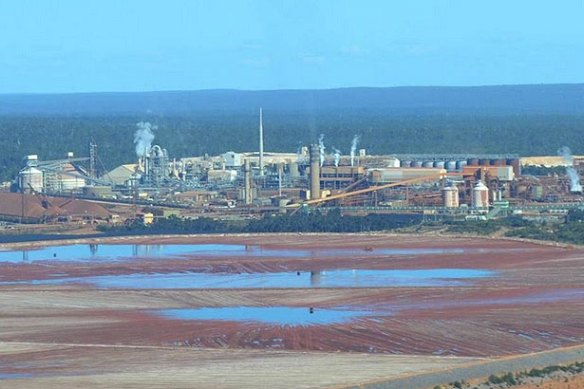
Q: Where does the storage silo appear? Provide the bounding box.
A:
[289,162,300,179]
[472,181,489,208]
[445,161,457,172]
[411,161,423,168]
[479,159,491,166]
[456,160,468,170]
[433,161,445,169]
[19,166,44,193]
[467,158,479,166]
[400,160,412,168]
[422,161,434,168]
[442,185,459,208]
[387,157,401,168]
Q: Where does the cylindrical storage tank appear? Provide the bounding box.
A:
[442,185,459,208]
[411,160,423,168]
[456,160,468,170]
[467,158,479,166]
[387,157,400,168]
[400,160,412,168]
[445,161,457,171]
[422,161,434,168]
[289,162,300,178]
[472,181,489,208]
[479,159,491,166]
[433,161,445,169]
[491,158,506,166]
[19,167,44,192]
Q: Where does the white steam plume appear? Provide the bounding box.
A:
[350,135,360,167]
[318,134,326,167]
[134,122,156,158]
[558,146,582,192]
[332,147,341,167]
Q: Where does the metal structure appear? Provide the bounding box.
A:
[89,141,97,179]
[143,145,169,187]
[259,108,264,177]
[291,173,446,208]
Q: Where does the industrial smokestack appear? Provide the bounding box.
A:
[309,144,321,200]
[558,146,582,193]
[318,134,326,167]
[244,159,253,205]
[259,108,264,176]
[350,135,360,167]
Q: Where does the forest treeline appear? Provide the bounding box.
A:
[98,210,423,234]
[2,112,584,182]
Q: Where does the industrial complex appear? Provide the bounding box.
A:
[9,110,584,226]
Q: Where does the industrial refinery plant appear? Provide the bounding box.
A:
[11,110,584,224]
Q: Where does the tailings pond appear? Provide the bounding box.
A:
[2,268,493,288]
[0,243,518,263]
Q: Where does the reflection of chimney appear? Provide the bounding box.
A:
[259,108,264,176]
[310,271,321,286]
[309,145,321,200]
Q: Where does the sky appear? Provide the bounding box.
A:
[0,0,583,93]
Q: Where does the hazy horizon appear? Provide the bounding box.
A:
[2,82,584,96]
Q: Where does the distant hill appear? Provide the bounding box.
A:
[1,84,584,183]
[1,84,584,115]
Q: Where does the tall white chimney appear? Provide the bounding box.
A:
[259,107,264,176]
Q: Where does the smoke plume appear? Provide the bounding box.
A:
[558,146,582,192]
[332,147,341,167]
[350,135,360,167]
[318,134,326,167]
[134,122,156,158]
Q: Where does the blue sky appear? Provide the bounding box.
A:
[0,0,583,93]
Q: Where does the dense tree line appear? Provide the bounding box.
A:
[98,210,422,234]
[2,112,584,182]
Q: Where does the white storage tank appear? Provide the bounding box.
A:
[19,166,44,192]
[442,185,459,208]
[472,181,489,208]
[386,157,401,168]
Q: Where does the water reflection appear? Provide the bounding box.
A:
[6,268,493,289]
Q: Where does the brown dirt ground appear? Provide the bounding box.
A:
[0,234,582,388]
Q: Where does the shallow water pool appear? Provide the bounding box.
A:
[155,306,375,325]
[12,268,493,288]
[0,243,515,263]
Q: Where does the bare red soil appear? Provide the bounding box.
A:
[0,234,582,359]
